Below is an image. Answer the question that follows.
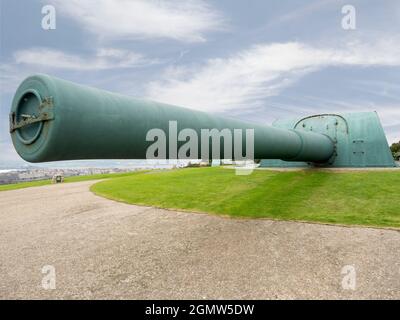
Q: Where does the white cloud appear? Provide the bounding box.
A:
[13,47,147,70]
[0,64,28,95]
[267,0,337,27]
[371,106,400,144]
[1,47,154,94]
[49,0,225,42]
[146,39,400,112]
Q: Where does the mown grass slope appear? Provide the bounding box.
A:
[91,167,400,228]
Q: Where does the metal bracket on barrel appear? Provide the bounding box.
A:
[9,97,55,133]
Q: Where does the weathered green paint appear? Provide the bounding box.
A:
[10,74,335,163]
[260,113,395,167]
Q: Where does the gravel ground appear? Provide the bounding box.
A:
[0,181,399,299]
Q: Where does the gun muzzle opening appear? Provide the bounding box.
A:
[12,90,44,145]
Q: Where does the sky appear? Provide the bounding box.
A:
[0,0,399,167]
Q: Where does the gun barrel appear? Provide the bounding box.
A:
[9,74,334,163]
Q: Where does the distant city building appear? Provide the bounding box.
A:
[0,167,139,185]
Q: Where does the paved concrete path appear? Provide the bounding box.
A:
[0,181,399,299]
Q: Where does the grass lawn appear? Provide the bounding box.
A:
[0,171,144,192]
[91,167,400,228]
